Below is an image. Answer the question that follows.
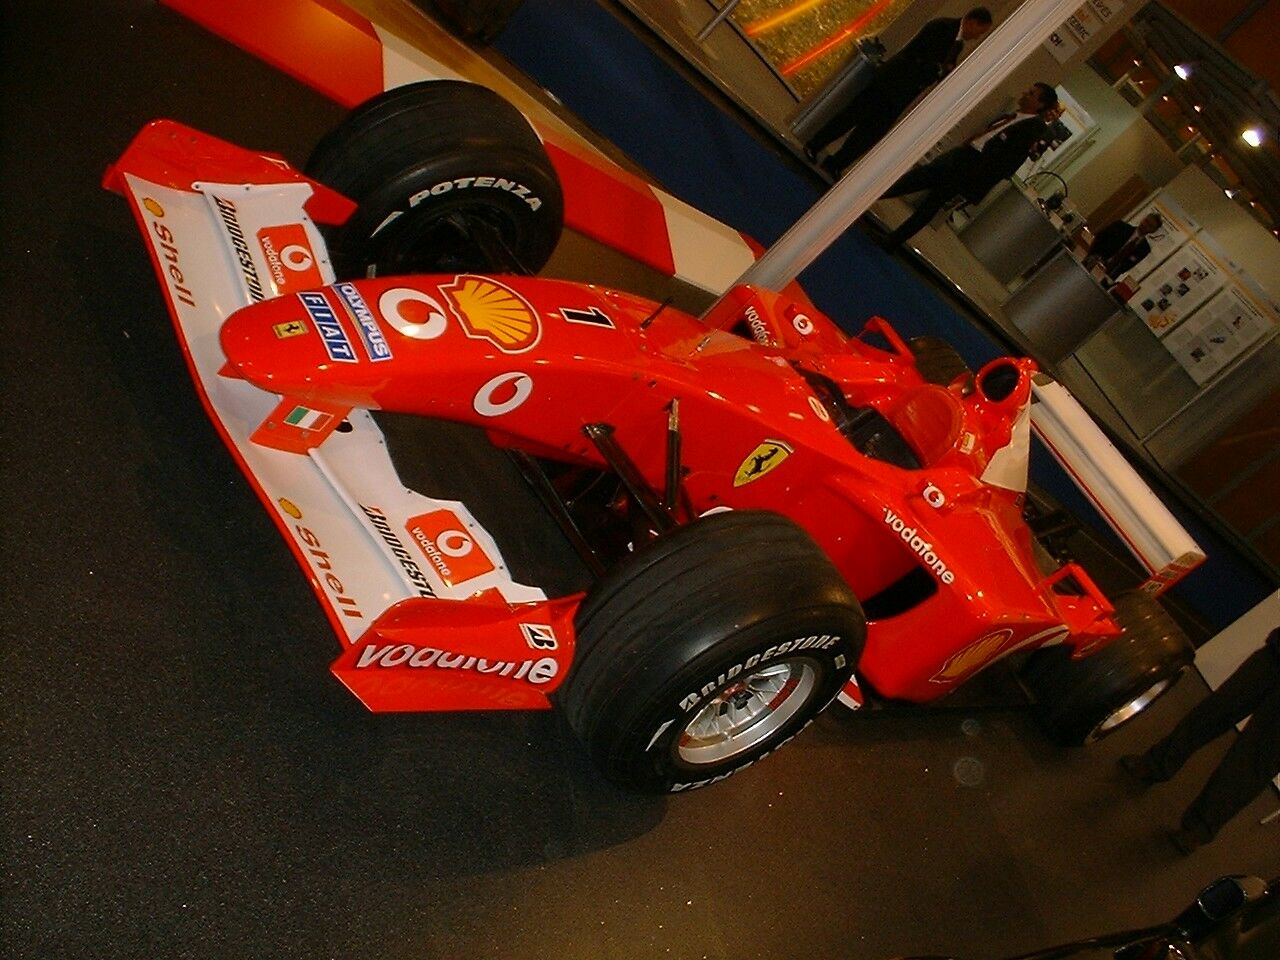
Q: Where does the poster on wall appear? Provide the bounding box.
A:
[1130,241,1223,337]
[1044,0,1124,62]
[1162,285,1276,385]
[1044,28,1080,63]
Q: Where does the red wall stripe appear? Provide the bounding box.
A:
[162,0,385,108]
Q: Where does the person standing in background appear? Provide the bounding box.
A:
[869,82,1059,250]
[1120,625,1280,854]
[804,8,994,176]
[1086,212,1163,280]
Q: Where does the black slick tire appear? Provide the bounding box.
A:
[1020,591,1195,746]
[306,79,564,278]
[560,511,865,793]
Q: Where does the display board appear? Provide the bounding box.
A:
[1162,285,1276,385]
[1131,241,1223,337]
[1044,0,1127,63]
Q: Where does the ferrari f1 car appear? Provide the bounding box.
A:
[105,80,1197,792]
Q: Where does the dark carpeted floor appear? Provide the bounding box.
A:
[1,3,1276,959]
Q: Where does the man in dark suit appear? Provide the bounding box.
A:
[1121,625,1280,854]
[874,82,1059,250]
[805,8,993,175]
[1087,212,1163,279]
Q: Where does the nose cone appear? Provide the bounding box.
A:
[220,286,389,400]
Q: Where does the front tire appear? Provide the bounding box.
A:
[306,80,564,278]
[1020,591,1195,745]
[560,511,865,792]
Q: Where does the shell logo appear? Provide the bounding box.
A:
[931,628,1015,683]
[278,498,303,520]
[143,197,165,218]
[440,275,540,353]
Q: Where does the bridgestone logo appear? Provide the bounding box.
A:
[678,634,840,712]
[668,720,814,792]
[360,504,435,598]
[882,507,955,585]
[213,195,266,303]
[354,643,558,684]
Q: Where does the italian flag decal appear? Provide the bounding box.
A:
[284,406,332,431]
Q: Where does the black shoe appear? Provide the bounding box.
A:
[1119,753,1163,785]
[1168,827,1203,855]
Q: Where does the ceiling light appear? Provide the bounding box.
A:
[1174,63,1193,80]
[1194,104,1203,112]
[1241,127,1264,147]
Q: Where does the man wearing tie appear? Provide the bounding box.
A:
[873,82,1060,250]
[1087,212,1164,280]
[805,8,994,176]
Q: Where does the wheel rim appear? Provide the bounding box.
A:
[1087,672,1179,742]
[677,659,818,766]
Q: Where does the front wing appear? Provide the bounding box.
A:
[105,120,579,712]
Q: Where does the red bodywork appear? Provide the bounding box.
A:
[222,270,1119,704]
[107,120,1119,716]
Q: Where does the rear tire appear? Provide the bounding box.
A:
[560,511,865,792]
[1020,591,1195,746]
[306,80,564,278]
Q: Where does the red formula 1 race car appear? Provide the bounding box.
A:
[105,80,1197,792]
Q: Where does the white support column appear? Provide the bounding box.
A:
[733,0,1081,293]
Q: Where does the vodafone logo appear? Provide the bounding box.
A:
[257,223,322,294]
[923,483,946,508]
[378,287,448,340]
[473,372,532,417]
[406,509,496,586]
[279,244,313,271]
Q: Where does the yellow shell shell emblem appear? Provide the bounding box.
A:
[931,628,1015,683]
[440,275,540,352]
[143,197,165,218]
[733,440,793,487]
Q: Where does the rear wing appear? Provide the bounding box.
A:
[1030,374,1204,595]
